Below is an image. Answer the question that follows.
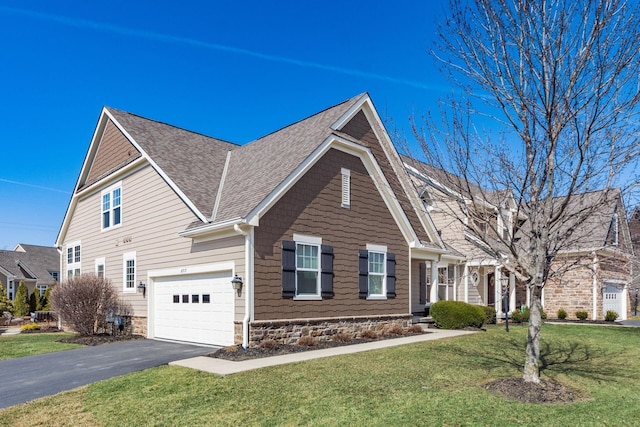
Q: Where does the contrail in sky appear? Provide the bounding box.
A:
[0,178,72,194]
[0,6,441,91]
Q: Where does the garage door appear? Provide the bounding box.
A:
[153,271,234,346]
[603,285,623,318]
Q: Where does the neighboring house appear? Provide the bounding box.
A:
[402,156,634,320]
[0,244,60,302]
[56,93,451,347]
[402,157,518,316]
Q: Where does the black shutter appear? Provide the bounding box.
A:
[386,252,396,298]
[320,245,334,298]
[358,249,369,299]
[282,240,296,298]
[419,261,426,305]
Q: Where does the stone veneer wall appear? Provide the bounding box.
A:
[242,315,413,346]
[132,316,147,337]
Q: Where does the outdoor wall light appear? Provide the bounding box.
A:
[231,275,243,291]
[138,281,147,297]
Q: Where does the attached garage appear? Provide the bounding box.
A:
[150,268,235,346]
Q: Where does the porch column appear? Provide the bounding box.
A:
[509,273,516,313]
[463,264,469,303]
[430,260,438,302]
[495,266,502,313]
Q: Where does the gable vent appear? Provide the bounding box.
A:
[341,168,351,208]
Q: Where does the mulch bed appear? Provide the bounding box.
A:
[211,331,430,361]
[484,377,584,404]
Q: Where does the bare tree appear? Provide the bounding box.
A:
[411,0,640,383]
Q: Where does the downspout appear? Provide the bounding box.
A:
[592,251,598,320]
[234,224,252,348]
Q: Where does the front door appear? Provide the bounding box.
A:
[487,272,495,305]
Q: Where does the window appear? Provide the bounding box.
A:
[49,271,59,282]
[358,245,396,299]
[102,183,122,230]
[341,168,351,208]
[95,258,105,278]
[368,251,386,296]
[282,235,334,299]
[202,294,211,303]
[123,252,136,293]
[173,295,179,303]
[8,281,14,301]
[192,294,199,303]
[66,242,81,278]
[37,285,47,297]
[296,243,320,296]
[612,213,619,246]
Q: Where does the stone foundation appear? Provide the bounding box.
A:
[132,316,147,337]
[243,314,413,346]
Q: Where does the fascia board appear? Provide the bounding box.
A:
[56,108,110,247]
[245,135,421,246]
[103,109,209,223]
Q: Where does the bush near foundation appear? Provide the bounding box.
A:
[430,301,485,329]
[575,310,589,320]
[605,310,619,322]
[50,274,131,336]
[13,282,30,317]
[482,306,497,324]
[511,306,547,323]
[557,308,567,320]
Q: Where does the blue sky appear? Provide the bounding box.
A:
[0,1,451,250]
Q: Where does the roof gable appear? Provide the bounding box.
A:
[213,94,364,223]
[0,245,59,285]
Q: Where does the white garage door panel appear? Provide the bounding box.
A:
[153,271,234,346]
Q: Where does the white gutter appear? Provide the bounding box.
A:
[234,224,252,349]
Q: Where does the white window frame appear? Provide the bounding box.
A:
[341,168,351,209]
[66,241,81,279]
[8,280,14,301]
[101,181,123,231]
[95,258,105,278]
[613,213,619,246]
[37,284,47,297]
[366,244,387,299]
[293,234,322,300]
[123,252,136,293]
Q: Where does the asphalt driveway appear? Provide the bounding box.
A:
[0,339,215,409]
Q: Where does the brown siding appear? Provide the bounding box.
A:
[253,148,409,321]
[86,120,141,184]
[340,111,430,243]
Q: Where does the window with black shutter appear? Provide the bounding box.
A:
[281,238,333,299]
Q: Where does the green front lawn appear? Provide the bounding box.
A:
[0,333,81,360]
[1,325,639,426]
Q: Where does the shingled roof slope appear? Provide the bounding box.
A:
[0,245,59,286]
[213,94,365,222]
[107,108,238,218]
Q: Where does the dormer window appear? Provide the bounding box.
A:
[419,187,436,211]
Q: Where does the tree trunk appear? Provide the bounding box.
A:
[523,285,542,383]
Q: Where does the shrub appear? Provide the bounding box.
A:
[297,335,318,347]
[511,306,546,323]
[383,323,406,336]
[50,275,122,336]
[20,323,40,332]
[0,284,13,317]
[29,287,41,313]
[259,339,280,350]
[41,286,52,311]
[430,301,485,329]
[331,332,352,343]
[482,306,497,325]
[407,324,424,334]
[557,308,567,320]
[13,281,30,317]
[358,329,378,340]
[605,310,619,322]
[575,310,588,320]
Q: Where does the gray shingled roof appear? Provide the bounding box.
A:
[107,108,238,218]
[0,245,59,286]
[213,94,364,222]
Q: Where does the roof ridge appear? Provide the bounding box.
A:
[105,106,240,147]
[243,93,366,146]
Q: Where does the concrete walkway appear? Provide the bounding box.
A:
[170,328,477,376]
